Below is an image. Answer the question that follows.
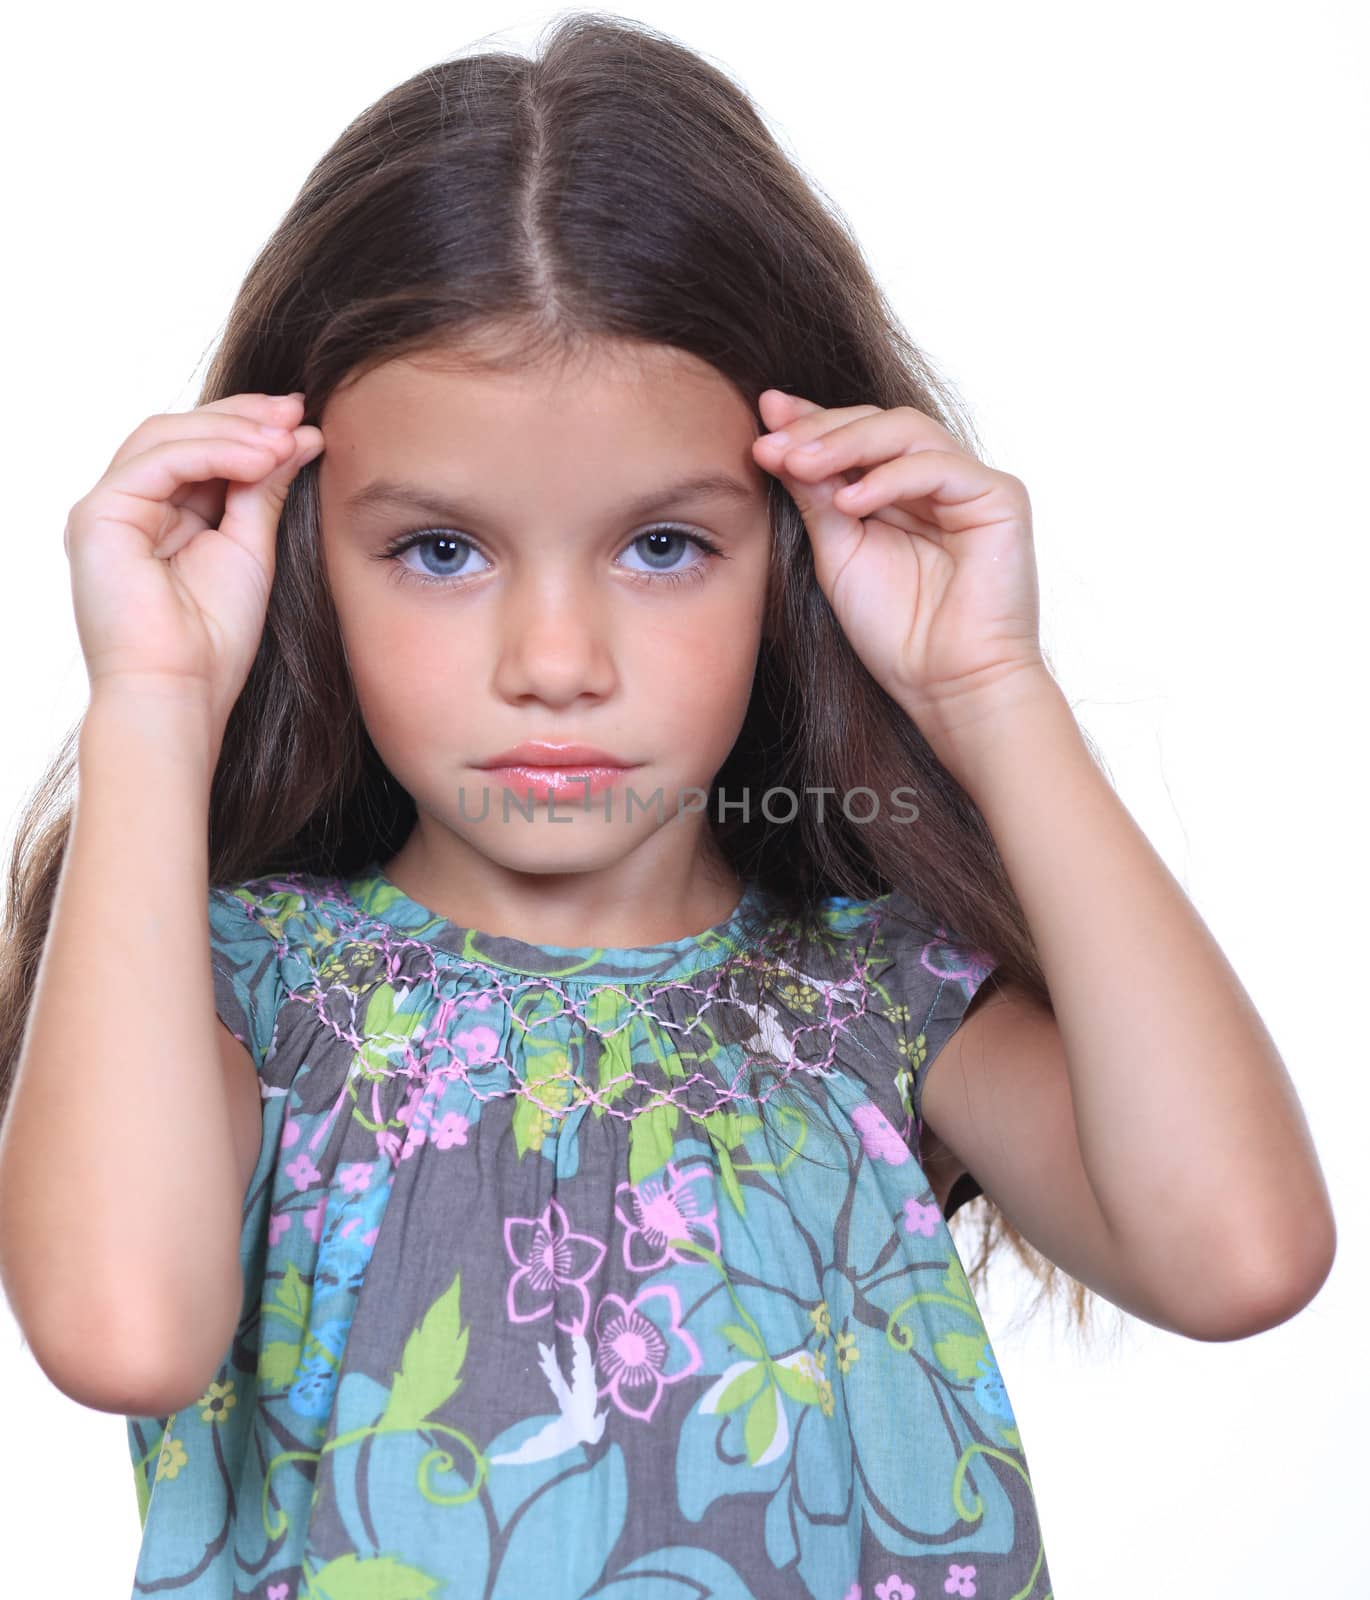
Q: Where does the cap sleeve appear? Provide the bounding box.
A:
[874,885,1000,1155]
[208,883,285,1073]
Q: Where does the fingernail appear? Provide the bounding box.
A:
[762,430,791,446]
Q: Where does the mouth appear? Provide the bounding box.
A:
[476,742,635,769]
[473,762,641,803]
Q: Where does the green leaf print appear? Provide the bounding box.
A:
[257,1262,316,1390]
[628,1098,679,1185]
[943,1255,974,1305]
[304,1550,441,1598]
[701,1110,763,1147]
[933,1329,988,1382]
[587,985,635,1115]
[380,1270,469,1433]
[771,1361,821,1407]
[713,1361,768,1414]
[699,1109,763,1218]
[720,1321,763,1359]
[133,1450,152,1526]
[358,983,424,1077]
[742,1382,779,1465]
[715,1143,745,1218]
[279,1260,311,1317]
[259,1340,303,1386]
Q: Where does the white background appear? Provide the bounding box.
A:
[1,1,1366,1592]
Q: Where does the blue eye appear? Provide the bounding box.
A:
[378,524,725,591]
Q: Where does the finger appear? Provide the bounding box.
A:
[775,406,969,486]
[830,449,1009,525]
[87,432,300,555]
[102,401,305,479]
[213,425,324,569]
[104,408,307,539]
[753,400,883,474]
[757,388,823,429]
[177,396,309,523]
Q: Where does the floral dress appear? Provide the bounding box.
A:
[125,864,1055,1599]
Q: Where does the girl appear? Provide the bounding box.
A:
[0,12,1336,1599]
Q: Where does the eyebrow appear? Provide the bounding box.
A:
[342,470,760,528]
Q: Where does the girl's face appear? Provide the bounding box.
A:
[316,337,773,918]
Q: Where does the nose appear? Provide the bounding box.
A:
[491,568,618,706]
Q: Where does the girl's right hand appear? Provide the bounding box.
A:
[64,391,324,732]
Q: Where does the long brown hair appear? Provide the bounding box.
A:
[0,11,1115,1345]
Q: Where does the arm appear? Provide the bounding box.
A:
[0,682,246,1413]
[911,670,1337,1342]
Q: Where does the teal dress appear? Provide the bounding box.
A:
[125,864,1055,1598]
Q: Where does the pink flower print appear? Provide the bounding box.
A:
[504,1196,607,1335]
[453,1022,501,1067]
[430,1111,469,1149]
[267,1585,291,1600]
[392,1099,469,1158]
[843,1587,862,1600]
[875,1578,916,1600]
[267,1211,291,1246]
[902,1197,939,1237]
[593,1283,702,1422]
[851,1103,910,1166]
[285,1151,323,1191]
[375,1128,404,1162]
[338,1163,371,1195]
[944,1565,976,1597]
[302,1195,327,1244]
[280,1118,300,1150]
[613,1162,720,1272]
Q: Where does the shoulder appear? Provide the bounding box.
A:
[207,871,345,1070]
[208,870,353,961]
[210,871,332,928]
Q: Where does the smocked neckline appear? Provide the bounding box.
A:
[337,861,771,982]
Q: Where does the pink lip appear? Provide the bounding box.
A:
[477,741,633,768]
[477,764,635,802]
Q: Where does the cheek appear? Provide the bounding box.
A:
[336,589,481,741]
[649,613,761,753]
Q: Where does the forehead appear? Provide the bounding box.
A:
[315,341,770,531]
[320,340,756,456]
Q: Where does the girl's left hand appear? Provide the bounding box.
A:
[753,388,1047,745]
